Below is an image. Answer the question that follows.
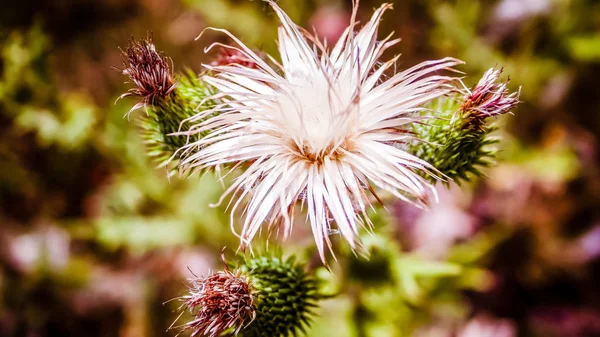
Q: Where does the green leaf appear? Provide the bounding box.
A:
[568,36,600,61]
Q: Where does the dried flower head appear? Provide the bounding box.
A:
[181,269,255,337]
[179,1,463,261]
[461,67,521,120]
[118,33,177,112]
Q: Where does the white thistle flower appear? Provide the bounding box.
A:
[179,1,463,261]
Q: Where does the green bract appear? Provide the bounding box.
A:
[139,71,215,169]
[239,256,319,337]
[410,96,499,185]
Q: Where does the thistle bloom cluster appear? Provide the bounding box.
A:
[117,2,521,336]
[177,1,463,261]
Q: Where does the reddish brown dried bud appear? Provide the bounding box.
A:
[461,68,520,120]
[211,47,260,69]
[118,33,177,111]
[181,269,255,337]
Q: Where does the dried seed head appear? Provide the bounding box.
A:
[118,33,177,111]
[181,269,256,337]
[461,68,521,120]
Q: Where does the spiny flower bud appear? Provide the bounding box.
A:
[409,68,521,185]
[136,72,215,169]
[238,256,319,337]
[117,35,215,169]
[177,255,320,337]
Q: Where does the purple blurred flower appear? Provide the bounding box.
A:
[5,224,70,273]
[396,185,477,258]
[532,307,600,337]
[459,315,517,337]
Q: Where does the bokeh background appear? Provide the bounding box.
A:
[1,0,600,336]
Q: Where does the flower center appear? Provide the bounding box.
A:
[275,80,357,162]
[290,138,350,165]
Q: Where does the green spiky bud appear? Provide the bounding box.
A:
[178,255,320,337]
[410,68,520,185]
[138,72,215,169]
[117,34,215,170]
[238,256,319,337]
[409,97,495,184]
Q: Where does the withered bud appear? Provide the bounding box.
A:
[461,68,521,120]
[118,33,177,111]
[181,269,255,337]
[211,47,260,69]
